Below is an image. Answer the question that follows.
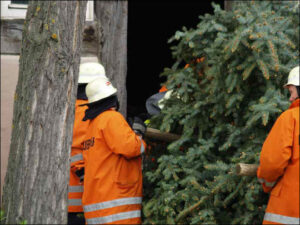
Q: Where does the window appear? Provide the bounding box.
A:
[11,0,28,5]
[1,0,94,21]
[8,0,28,9]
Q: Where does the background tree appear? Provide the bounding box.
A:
[2,1,87,224]
[95,0,128,117]
[143,1,299,224]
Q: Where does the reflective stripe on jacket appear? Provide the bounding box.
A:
[257,99,299,224]
[68,99,89,213]
[82,109,146,224]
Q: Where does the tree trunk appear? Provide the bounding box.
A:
[95,1,128,117]
[2,1,87,224]
[224,0,234,11]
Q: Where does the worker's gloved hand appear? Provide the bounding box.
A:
[75,168,84,182]
[132,116,146,138]
[137,113,150,121]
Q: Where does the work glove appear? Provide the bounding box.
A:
[75,168,84,183]
[137,113,150,121]
[132,116,147,138]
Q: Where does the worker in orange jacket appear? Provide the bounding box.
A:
[145,57,205,116]
[68,62,107,224]
[80,76,147,224]
[257,66,299,224]
[145,85,170,116]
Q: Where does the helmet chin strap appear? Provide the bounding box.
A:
[116,99,120,111]
[296,86,300,99]
[82,95,119,121]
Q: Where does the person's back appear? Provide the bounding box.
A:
[82,109,144,224]
[68,62,107,224]
[81,77,146,224]
[68,99,88,223]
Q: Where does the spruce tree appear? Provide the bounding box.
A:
[143,1,299,224]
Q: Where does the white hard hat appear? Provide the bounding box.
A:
[284,66,299,88]
[85,77,117,103]
[78,62,106,84]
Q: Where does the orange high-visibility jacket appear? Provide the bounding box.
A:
[68,99,89,212]
[257,99,299,224]
[81,109,146,224]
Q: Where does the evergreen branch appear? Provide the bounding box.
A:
[175,182,224,223]
[257,60,270,80]
[190,178,202,190]
[242,63,256,80]
[223,178,246,207]
[167,164,179,181]
[250,39,264,54]
[231,32,242,53]
[241,39,251,49]
[262,112,269,126]
[267,40,279,72]
[278,31,296,49]
[175,196,210,223]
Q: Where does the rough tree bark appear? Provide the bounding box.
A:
[2,1,87,224]
[224,0,234,11]
[95,1,128,117]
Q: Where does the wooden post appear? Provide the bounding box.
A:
[236,163,259,176]
[145,128,180,142]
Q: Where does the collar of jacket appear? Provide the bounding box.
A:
[77,84,88,100]
[289,98,300,109]
[82,95,118,121]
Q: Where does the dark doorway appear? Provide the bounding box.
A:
[127,0,224,118]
